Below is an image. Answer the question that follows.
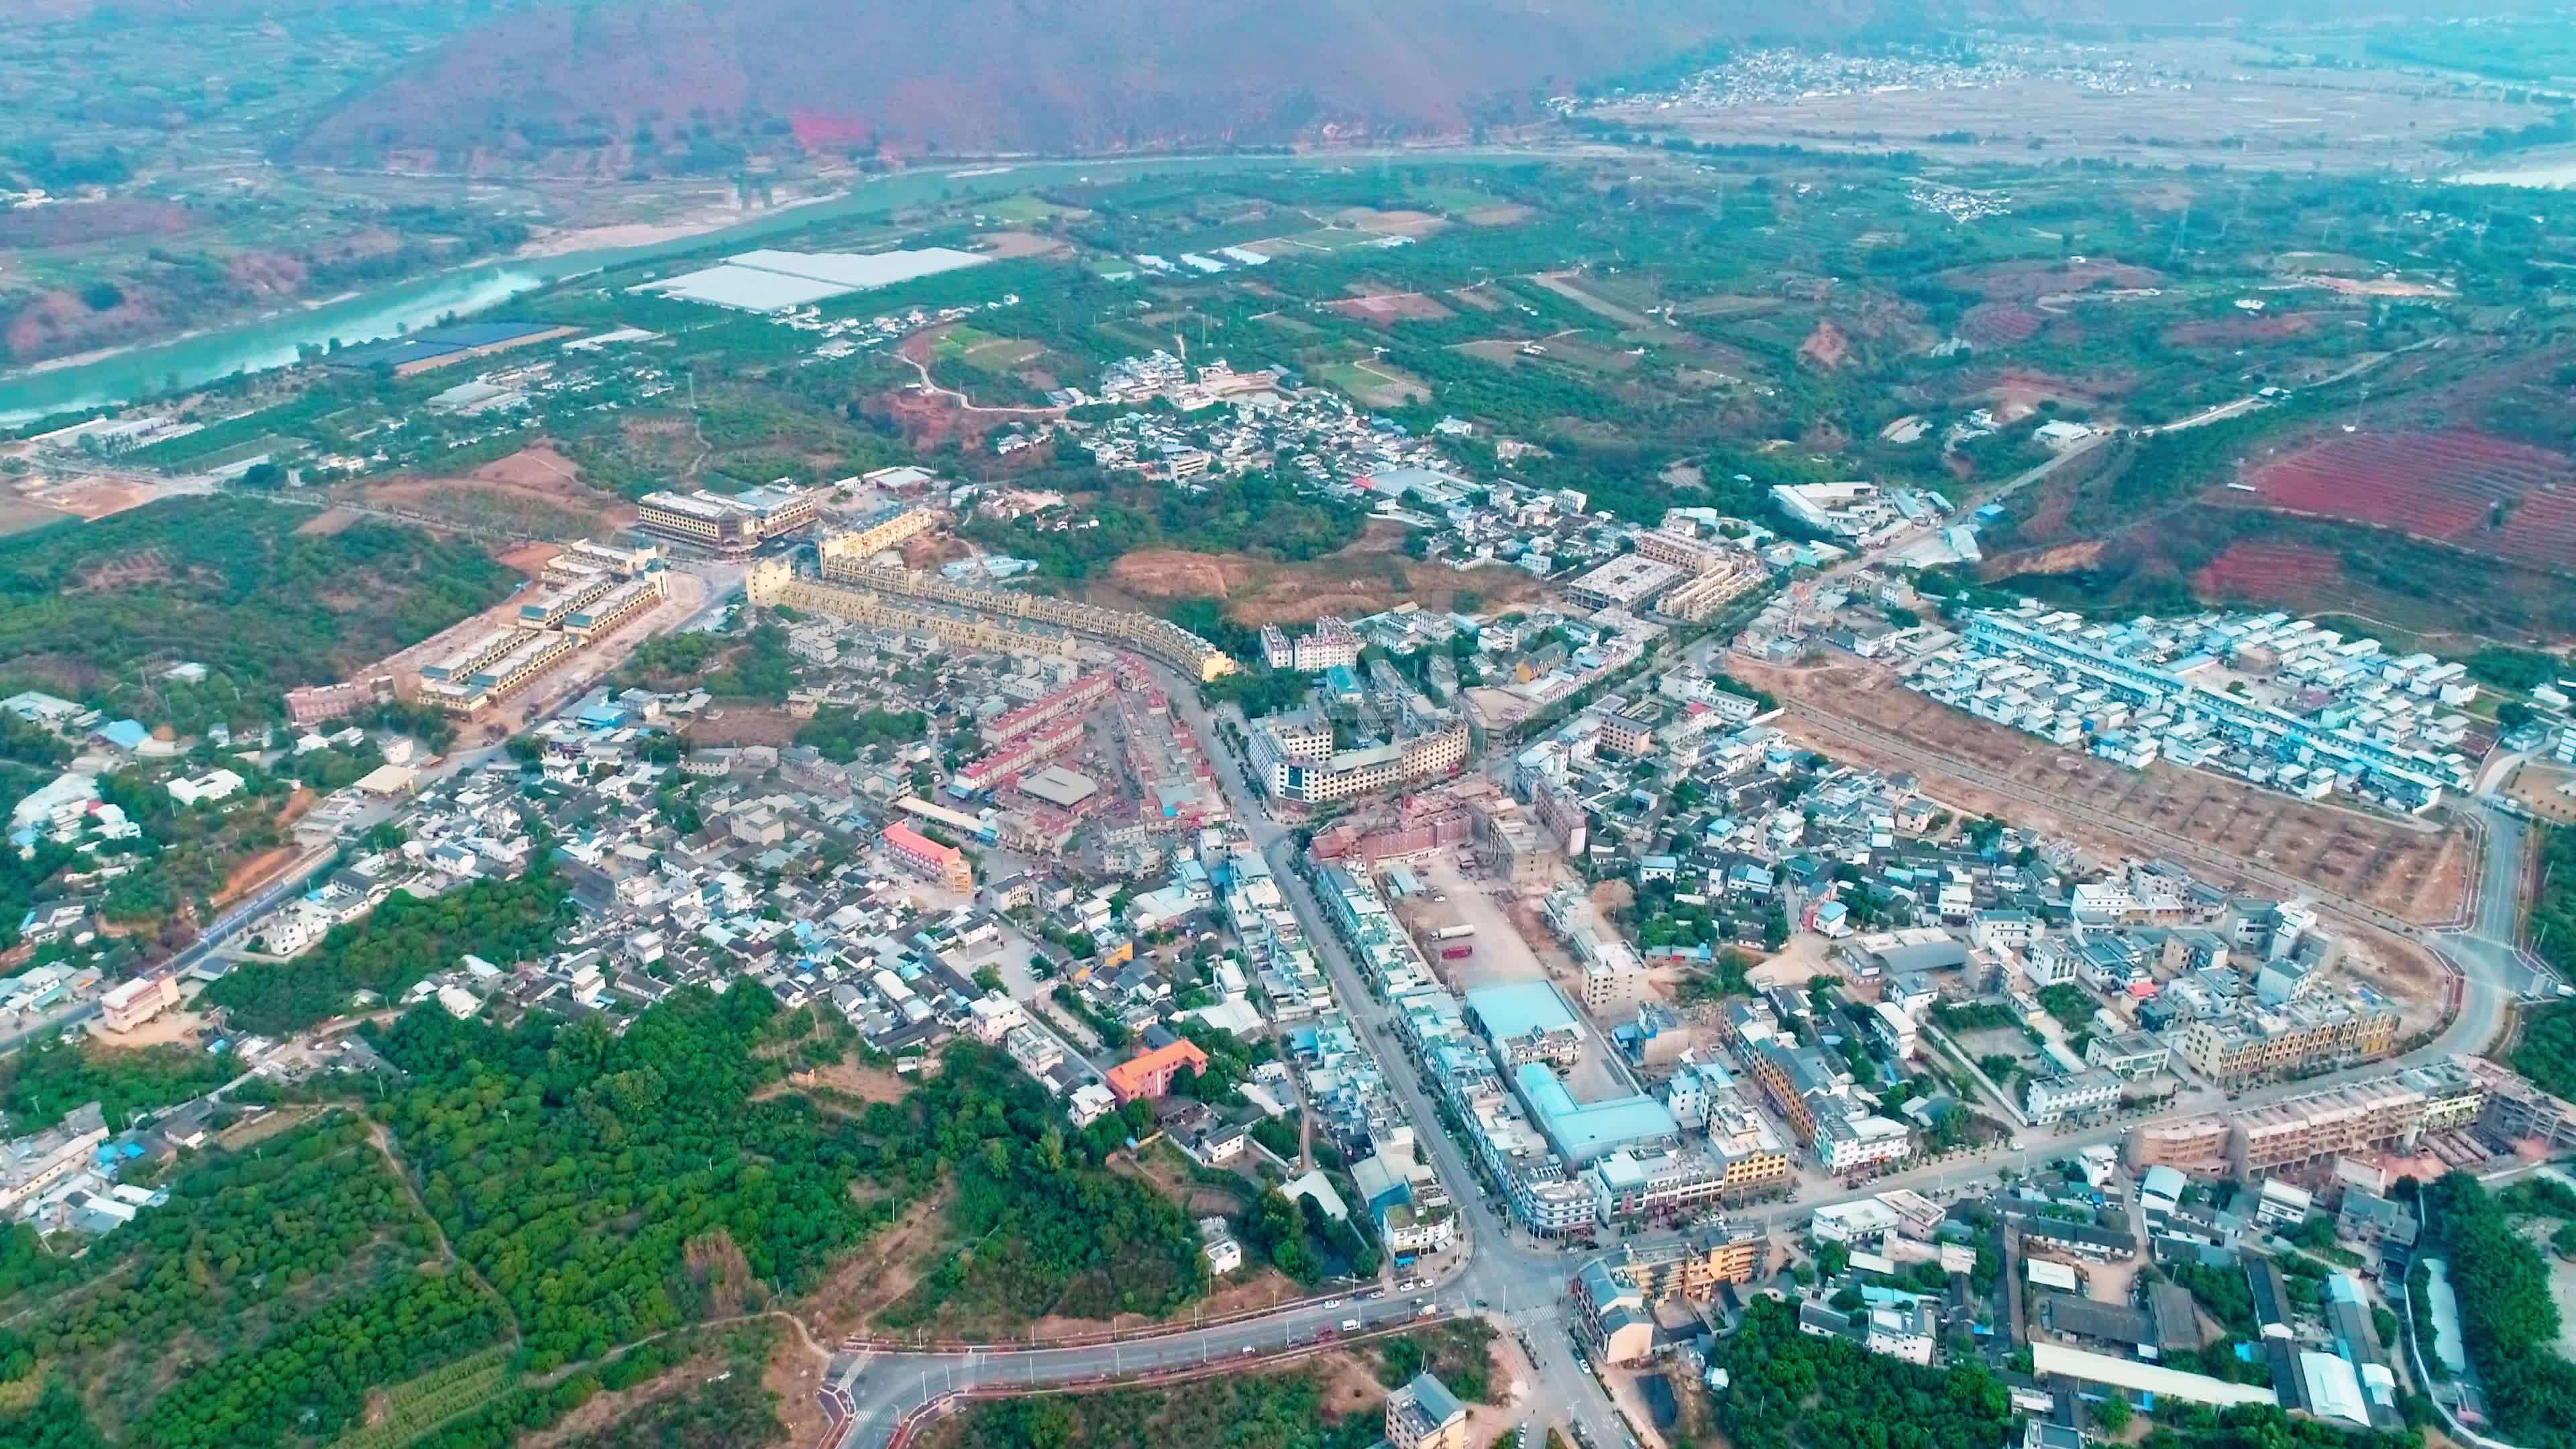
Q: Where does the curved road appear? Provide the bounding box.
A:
[825,655,2546,1449]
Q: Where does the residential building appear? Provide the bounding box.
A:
[880,822,973,892]
[100,975,182,1034]
[1572,1258,1658,1364]
[1104,1038,1211,1103]
[1387,1372,1470,1449]
[2230,1061,2485,1177]
[2025,1069,2122,1126]
[637,485,820,551]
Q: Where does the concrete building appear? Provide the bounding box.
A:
[99,975,182,1034]
[637,486,819,552]
[1572,1257,1658,1364]
[1249,711,1470,806]
[2025,1069,2122,1126]
[881,822,973,893]
[1386,1372,1470,1449]
[1564,554,1686,613]
[2230,1061,2484,1177]
[1104,1038,1211,1104]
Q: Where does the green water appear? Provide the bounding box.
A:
[0,150,1544,426]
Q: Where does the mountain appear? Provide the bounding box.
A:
[282,0,1874,170]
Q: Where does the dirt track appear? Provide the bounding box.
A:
[1734,657,2469,929]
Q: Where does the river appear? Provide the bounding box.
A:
[0,150,1546,425]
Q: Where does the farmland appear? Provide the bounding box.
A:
[2233,429,2576,570]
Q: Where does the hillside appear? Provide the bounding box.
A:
[286,0,1771,168]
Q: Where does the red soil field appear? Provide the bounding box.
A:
[2238,429,2576,570]
[2191,539,2345,602]
[1958,301,2042,347]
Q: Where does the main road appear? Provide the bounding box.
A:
[824,640,2546,1449]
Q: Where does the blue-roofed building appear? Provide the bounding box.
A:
[1324,664,1364,703]
[93,719,150,753]
[1465,981,1585,1067]
[1513,1061,1682,1167]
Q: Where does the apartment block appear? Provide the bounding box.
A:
[2230,1060,2485,1177]
[638,485,818,552]
[100,975,182,1033]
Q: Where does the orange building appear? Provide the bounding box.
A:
[881,822,973,892]
[1104,1039,1211,1104]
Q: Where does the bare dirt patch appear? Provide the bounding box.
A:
[1101,529,1543,626]
[1798,319,1851,371]
[686,706,808,748]
[828,1190,951,1338]
[28,475,153,522]
[1465,203,1536,226]
[762,1059,914,1108]
[1735,657,2468,930]
[292,506,364,537]
[360,445,635,538]
[1329,291,1456,324]
[974,229,1066,259]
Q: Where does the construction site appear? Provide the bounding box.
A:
[1731,657,2472,930]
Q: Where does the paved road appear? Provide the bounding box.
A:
[824,641,2545,1449]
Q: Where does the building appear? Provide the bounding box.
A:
[2025,1069,2122,1126]
[636,486,819,552]
[1572,1258,1659,1364]
[2086,1032,2172,1080]
[99,975,182,1034]
[2029,1342,2278,1410]
[2176,998,2402,1085]
[1198,1215,1244,1275]
[1260,616,1363,673]
[1590,1224,1768,1302]
[1563,555,1685,614]
[1465,981,1586,1070]
[0,1103,111,1217]
[881,822,973,893]
[2128,1115,2231,1173]
[1249,711,1470,806]
[2230,1061,2485,1177]
[816,505,939,570]
[1386,1372,1470,1449]
[1104,1038,1212,1104]
[1866,1303,1939,1364]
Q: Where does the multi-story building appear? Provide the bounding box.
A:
[881,822,973,893]
[1104,1039,1211,1104]
[2231,1060,2485,1177]
[1250,710,1470,806]
[816,504,938,572]
[2025,1069,2123,1126]
[2127,1115,2231,1173]
[1589,1222,1769,1301]
[2086,1031,2172,1080]
[637,485,819,551]
[561,574,665,638]
[749,556,1236,680]
[1385,1373,1470,1449]
[1595,697,1664,759]
[1572,1258,1658,1364]
[1563,554,1684,613]
[1259,616,1362,673]
[422,627,578,714]
[2177,994,2402,1084]
[100,975,181,1033]
[1814,1110,1913,1175]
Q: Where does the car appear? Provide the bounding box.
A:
[1322,1298,1344,1309]
[1240,1344,1256,1356]
[1341,1318,1362,1332]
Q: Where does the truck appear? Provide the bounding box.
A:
[1434,924,1477,941]
[1440,943,1473,961]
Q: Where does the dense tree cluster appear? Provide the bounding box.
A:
[879,1043,1202,1330]
[204,869,573,1035]
[370,985,898,1368]
[0,1036,237,1134]
[963,468,1366,582]
[796,706,928,763]
[2425,1172,2576,1449]
[1711,1297,2012,1449]
[0,497,513,733]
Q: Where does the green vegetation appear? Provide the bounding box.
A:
[2520,830,2576,1019]
[2426,1171,2576,1449]
[875,1044,1204,1334]
[2036,984,2097,1032]
[0,496,512,731]
[616,622,800,702]
[0,1035,236,1134]
[963,468,1367,582]
[797,706,928,763]
[205,868,574,1036]
[2169,1262,2259,1337]
[1,1112,507,1447]
[1712,1295,2011,1449]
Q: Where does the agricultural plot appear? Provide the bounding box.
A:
[1328,292,1454,324]
[1313,359,1429,407]
[2237,429,2576,570]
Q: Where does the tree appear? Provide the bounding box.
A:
[2096,1390,2133,1433]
